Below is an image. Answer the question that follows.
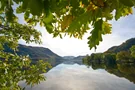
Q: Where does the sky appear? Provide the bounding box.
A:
[18,12,135,57]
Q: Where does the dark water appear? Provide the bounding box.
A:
[19,63,135,90]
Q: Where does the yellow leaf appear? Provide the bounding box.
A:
[61,15,74,30]
[102,21,112,34]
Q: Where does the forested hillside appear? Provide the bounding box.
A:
[106,38,135,53]
[4,44,64,66]
[83,38,135,64]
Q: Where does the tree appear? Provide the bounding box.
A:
[116,51,132,62]
[0,0,135,89]
[101,53,116,66]
[130,45,135,58]
[0,23,52,89]
[82,55,91,66]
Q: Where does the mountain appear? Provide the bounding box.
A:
[63,56,75,60]
[73,56,85,60]
[4,44,64,66]
[106,38,135,53]
[63,55,85,64]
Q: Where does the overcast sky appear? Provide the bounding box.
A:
[19,12,135,56]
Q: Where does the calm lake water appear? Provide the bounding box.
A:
[20,63,135,90]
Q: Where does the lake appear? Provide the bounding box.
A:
[20,63,135,90]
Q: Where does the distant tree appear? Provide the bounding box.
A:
[116,51,131,62]
[82,55,91,65]
[130,45,135,58]
[90,53,103,63]
[103,53,116,64]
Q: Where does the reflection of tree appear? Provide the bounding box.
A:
[91,63,105,70]
[117,64,135,84]
[83,60,135,84]
[118,64,135,74]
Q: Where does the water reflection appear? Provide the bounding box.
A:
[85,61,135,84]
[20,63,135,90]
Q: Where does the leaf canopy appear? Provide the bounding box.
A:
[1,0,135,49]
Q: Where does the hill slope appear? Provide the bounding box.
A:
[106,38,135,53]
[4,44,64,66]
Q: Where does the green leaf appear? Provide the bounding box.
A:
[28,0,43,15]
[6,7,14,22]
[24,11,30,20]
[88,19,103,49]
[0,43,4,50]
[22,0,29,10]
[115,0,121,20]
[119,0,134,7]
[115,6,133,20]
[43,0,50,16]
[70,0,79,8]
[45,24,53,34]
[43,11,53,24]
